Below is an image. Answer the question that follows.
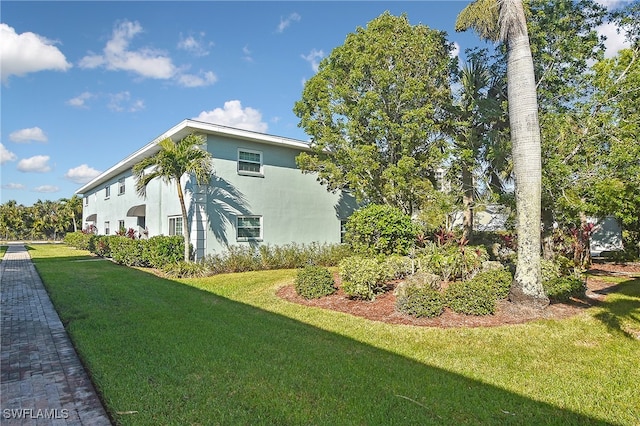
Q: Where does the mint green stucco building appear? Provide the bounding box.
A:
[75,119,357,259]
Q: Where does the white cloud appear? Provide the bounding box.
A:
[450,42,461,59]
[178,33,211,57]
[301,49,324,72]
[195,100,268,133]
[34,185,59,193]
[17,155,51,173]
[243,45,254,62]
[67,92,94,108]
[277,13,301,33]
[0,23,72,84]
[177,70,218,88]
[1,183,26,190]
[107,91,145,112]
[65,164,101,184]
[79,20,177,79]
[598,21,631,58]
[0,143,17,164]
[9,127,48,143]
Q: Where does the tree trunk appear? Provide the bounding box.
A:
[177,180,191,262]
[461,165,474,243]
[503,1,549,309]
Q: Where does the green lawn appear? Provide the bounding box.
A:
[30,244,640,425]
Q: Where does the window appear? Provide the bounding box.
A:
[238,149,263,176]
[105,185,111,199]
[237,216,262,241]
[169,216,183,236]
[84,197,89,206]
[340,220,348,244]
[118,178,125,195]
[104,221,110,235]
[118,220,125,232]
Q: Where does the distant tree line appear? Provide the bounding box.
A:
[0,195,83,241]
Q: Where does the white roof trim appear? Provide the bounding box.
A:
[75,119,310,196]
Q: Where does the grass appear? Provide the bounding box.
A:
[30,244,640,425]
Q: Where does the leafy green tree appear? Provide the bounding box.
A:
[294,12,455,215]
[457,0,549,308]
[133,134,214,262]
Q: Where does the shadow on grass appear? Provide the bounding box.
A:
[591,277,640,339]
[28,247,617,425]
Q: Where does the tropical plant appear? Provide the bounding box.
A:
[133,134,214,262]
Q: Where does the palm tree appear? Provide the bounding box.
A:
[133,134,214,262]
[457,0,549,308]
[60,195,83,232]
[452,52,505,242]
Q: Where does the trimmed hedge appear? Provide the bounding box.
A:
[339,256,389,300]
[294,266,336,299]
[445,280,497,316]
[395,273,444,318]
[544,276,586,302]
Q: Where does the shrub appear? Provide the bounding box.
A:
[339,256,389,300]
[162,261,209,278]
[294,266,336,299]
[418,243,489,281]
[395,282,444,318]
[92,235,115,258]
[110,238,147,267]
[345,204,418,255]
[445,280,497,315]
[469,267,513,300]
[543,276,586,302]
[383,255,415,280]
[144,236,185,268]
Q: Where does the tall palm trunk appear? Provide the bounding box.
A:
[461,165,474,242]
[501,0,549,308]
[176,181,191,262]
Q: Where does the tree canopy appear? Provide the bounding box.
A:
[294,12,456,215]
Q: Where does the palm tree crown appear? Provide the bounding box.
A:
[133,133,214,262]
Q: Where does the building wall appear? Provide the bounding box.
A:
[82,132,357,259]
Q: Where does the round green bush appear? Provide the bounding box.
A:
[445,280,497,315]
[339,256,389,300]
[396,282,444,318]
[294,266,336,299]
[470,267,513,300]
[543,276,586,302]
[345,204,418,255]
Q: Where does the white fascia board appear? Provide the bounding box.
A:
[75,119,310,196]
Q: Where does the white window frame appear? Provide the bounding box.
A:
[105,185,111,199]
[168,216,183,236]
[118,178,126,195]
[236,215,262,241]
[118,220,125,232]
[104,221,110,236]
[237,149,263,177]
[84,197,89,206]
[340,219,348,244]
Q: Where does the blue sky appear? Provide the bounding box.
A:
[0,1,630,206]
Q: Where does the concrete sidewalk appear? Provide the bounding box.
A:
[0,243,111,425]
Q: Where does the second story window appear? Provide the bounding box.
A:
[105,185,111,198]
[118,178,125,195]
[238,149,263,176]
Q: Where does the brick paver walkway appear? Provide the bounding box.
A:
[0,243,111,425]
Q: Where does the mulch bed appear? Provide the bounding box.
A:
[276,262,640,328]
